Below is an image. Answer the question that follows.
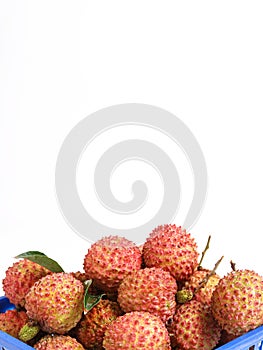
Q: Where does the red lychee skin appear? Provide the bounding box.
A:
[182,268,220,305]
[34,335,85,350]
[83,235,142,292]
[73,299,123,349]
[142,224,199,282]
[103,311,172,350]
[211,269,263,336]
[169,299,221,350]
[0,309,29,339]
[2,259,51,307]
[117,267,177,322]
[25,272,84,334]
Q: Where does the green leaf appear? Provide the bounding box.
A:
[83,280,105,312]
[15,251,64,273]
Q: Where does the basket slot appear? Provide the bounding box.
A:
[254,340,263,349]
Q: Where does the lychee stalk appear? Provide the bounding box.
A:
[176,289,193,304]
[176,256,223,304]
[230,260,236,271]
[198,235,211,269]
[18,322,40,342]
[194,255,224,294]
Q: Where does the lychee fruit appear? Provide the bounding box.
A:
[142,224,199,282]
[179,268,221,305]
[117,267,177,322]
[73,299,123,349]
[169,299,221,350]
[25,272,84,334]
[211,269,263,336]
[34,334,85,349]
[103,311,172,349]
[83,235,142,292]
[2,259,51,307]
[0,309,29,339]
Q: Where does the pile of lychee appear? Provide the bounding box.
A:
[1,224,263,349]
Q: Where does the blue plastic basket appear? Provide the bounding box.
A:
[216,327,263,350]
[1,296,263,349]
[0,296,34,350]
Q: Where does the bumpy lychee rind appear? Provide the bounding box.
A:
[103,311,172,350]
[211,269,263,336]
[83,235,142,292]
[117,267,177,322]
[25,272,84,334]
[142,224,199,281]
[34,335,85,350]
[182,268,220,305]
[2,259,51,307]
[170,299,221,350]
[74,299,122,349]
[0,309,29,339]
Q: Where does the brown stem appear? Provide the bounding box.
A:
[194,255,224,294]
[198,235,211,269]
[230,260,236,271]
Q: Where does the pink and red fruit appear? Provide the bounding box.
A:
[25,272,84,334]
[118,267,177,322]
[74,299,122,349]
[83,235,142,292]
[211,269,263,336]
[143,224,199,282]
[169,299,221,350]
[2,259,51,307]
[34,334,85,350]
[103,311,171,349]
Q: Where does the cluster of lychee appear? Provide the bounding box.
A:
[1,224,263,349]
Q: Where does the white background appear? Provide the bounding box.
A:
[1,1,263,294]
